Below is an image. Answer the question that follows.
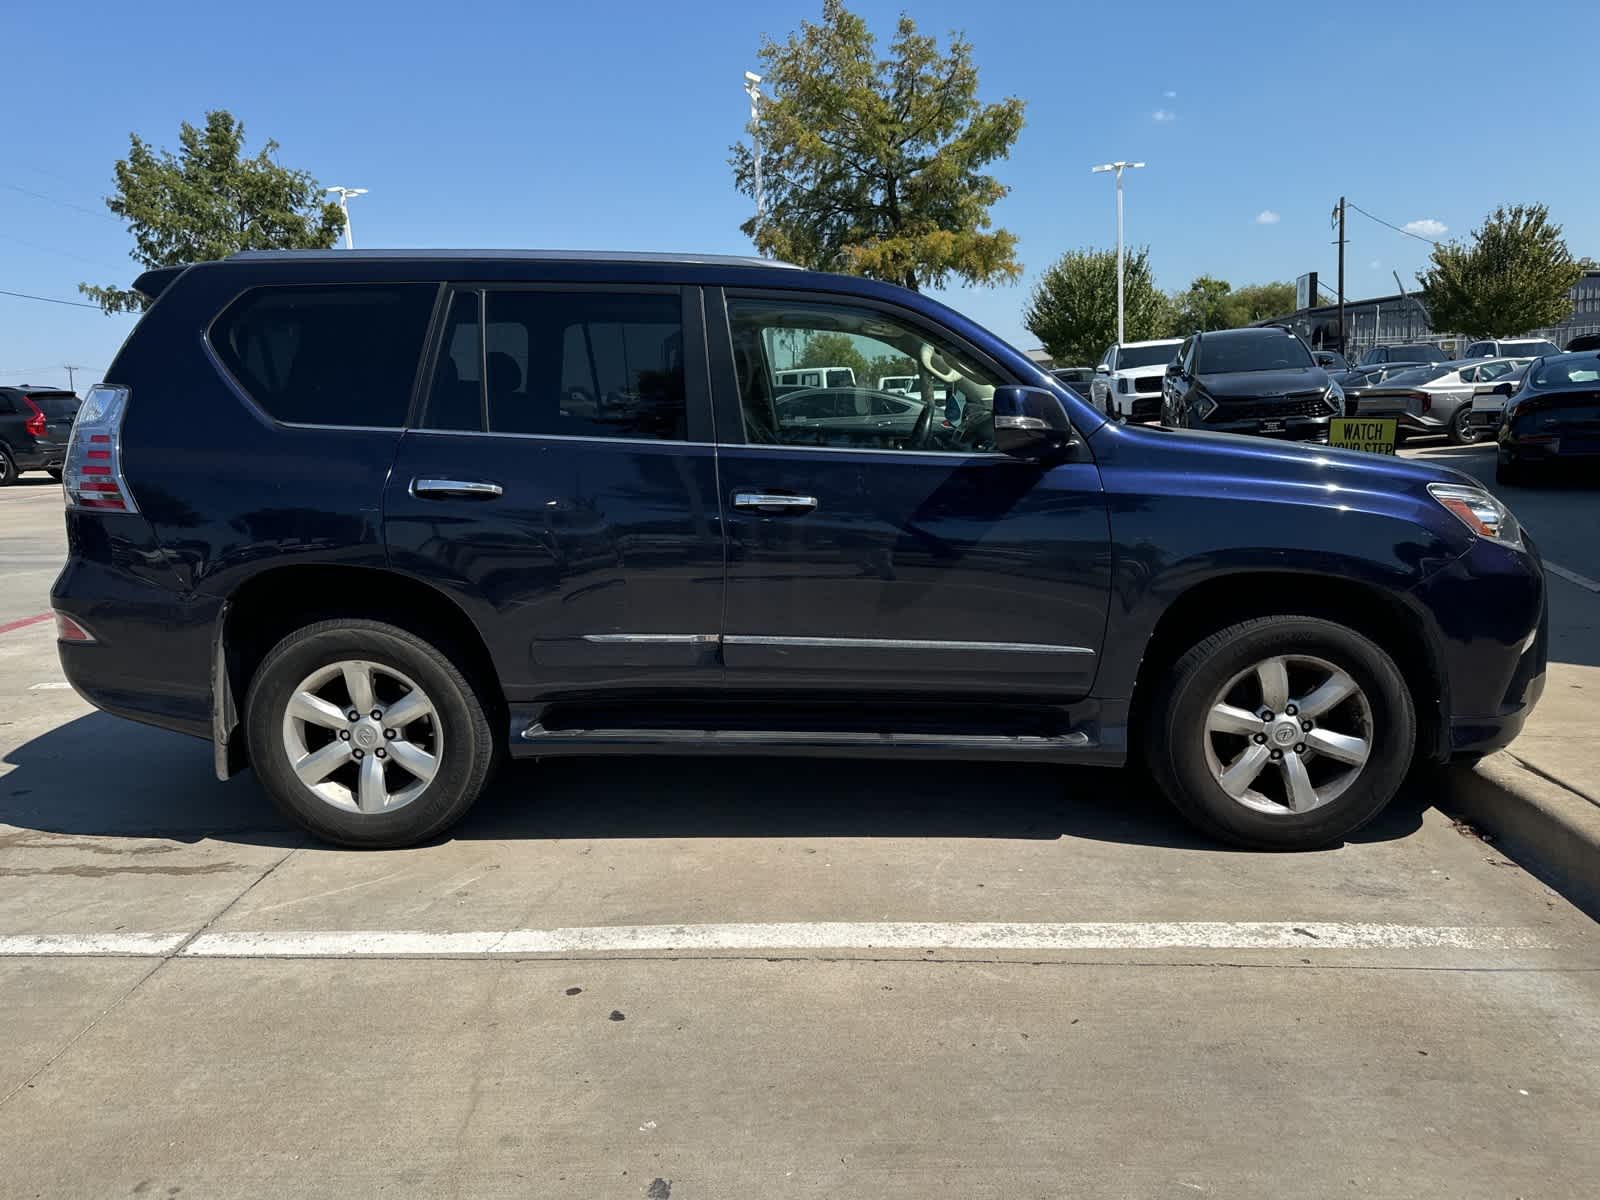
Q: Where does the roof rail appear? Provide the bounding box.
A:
[224,248,802,269]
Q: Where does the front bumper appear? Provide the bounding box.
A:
[1198,414,1331,441]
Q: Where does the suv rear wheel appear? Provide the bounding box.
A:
[245,619,495,848]
[1146,616,1415,850]
[0,447,15,486]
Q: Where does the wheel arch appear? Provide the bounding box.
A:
[212,563,506,778]
[1127,571,1450,765]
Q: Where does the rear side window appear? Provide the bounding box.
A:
[211,284,437,427]
[422,289,686,440]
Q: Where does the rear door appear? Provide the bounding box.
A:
[383,284,724,701]
[707,287,1111,701]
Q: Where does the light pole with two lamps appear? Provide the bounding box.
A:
[325,186,368,250]
[1091,161,1144,344]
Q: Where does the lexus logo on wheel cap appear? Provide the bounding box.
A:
[354,725,379,748]
[1272,724,1297,746]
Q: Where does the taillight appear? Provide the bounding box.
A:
[1409,390,1432,414]
[62,384,139,513]
[22,396,46,438]
[53,612,96,643]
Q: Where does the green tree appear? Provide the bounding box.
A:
[864,352,917,385]
[1418,204,1583,337]
[80,110,346,314]
[730,0,1025,291]
[1169,275,1233,334]
[1024,247,1169,365]
[796,332,871,383]
[1226,281,1297,325]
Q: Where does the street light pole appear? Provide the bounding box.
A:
[1092,161,1145,344]
[325,186,368,250]
[743,71,766,225]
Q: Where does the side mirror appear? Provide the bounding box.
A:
[993,385,1078,459]
[1095,364,1111,375]
[1164,361,1182,378]
[1492,382,1515,397]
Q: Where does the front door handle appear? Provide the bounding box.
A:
[411,477,504,500]
[734,491,818,514]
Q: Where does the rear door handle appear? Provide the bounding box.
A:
[410,477,504,500]
[734,492,818,514]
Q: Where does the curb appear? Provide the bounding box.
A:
[1441,753,1600,920]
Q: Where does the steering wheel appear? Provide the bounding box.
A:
[902,397,933,449]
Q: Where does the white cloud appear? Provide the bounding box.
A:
[1369,259,1383,270]
[1255,210,1281,225]
[1403,218,1448,237]
[1163,90,1178,98]
[1152,108,1176,122]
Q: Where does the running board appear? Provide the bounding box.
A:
[509,715,1105,764]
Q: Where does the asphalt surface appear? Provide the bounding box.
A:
[3,460,1599,1198]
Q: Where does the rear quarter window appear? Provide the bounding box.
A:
[209,284,437,427]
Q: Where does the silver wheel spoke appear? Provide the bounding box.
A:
[357,753,388,812]
[387,739,439,784]
[342,663,377,715]
[287,690,349,731]
[1218,743,1271,798]
[381,689,433,730]
[1281,751,1319,812]
[1207,703,1263,737]
[1256,658,1290,712]
[1306,727,1370,766]
[1297,670,1358,719]
[294,740,351,787]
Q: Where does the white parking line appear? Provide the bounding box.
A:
[0,922,1556,959]
[1545,561,1600,594]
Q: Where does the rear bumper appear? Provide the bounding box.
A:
[11,443,66,470]
[51,557,218,741]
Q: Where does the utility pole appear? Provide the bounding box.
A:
[63,364,79,392]
[1093,161,1146,343]
[325,187,368,249]
[1333,196,1347,352]
[743,71,766,225]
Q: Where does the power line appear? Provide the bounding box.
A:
[0,287,104,310]
[1,181,119,223]
[1347,201,1442,246]
[0,230,126,272]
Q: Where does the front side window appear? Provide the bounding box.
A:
[211,284,436,427]
[422,289,686,440]
[726,298,1004,452]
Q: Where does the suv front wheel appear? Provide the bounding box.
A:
[245,619,496,848]
[1146,616,1415,850]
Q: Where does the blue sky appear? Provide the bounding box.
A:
[4,0,1597,389]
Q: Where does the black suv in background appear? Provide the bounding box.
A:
[0,386,78,484]
[1160,327,1342,440]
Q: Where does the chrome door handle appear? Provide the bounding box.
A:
[734,492,818,514]
[411,477,504,500]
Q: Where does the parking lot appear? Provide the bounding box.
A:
[3,455,1600,1197]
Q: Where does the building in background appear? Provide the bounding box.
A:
[1262,269,1600,357]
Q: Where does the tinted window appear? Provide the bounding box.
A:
[1506,341,1560,358]
[1532,357,1600,387]
[727,297,1003,452]
[1465,342,1493,358]
[29,393,79,420]
[423,290,687,440]
[211,284,435,427]
[1196,332,1314,373]
[1115,343,1180,370]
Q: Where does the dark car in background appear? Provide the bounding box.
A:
[1496,351,1600,484]
[1161,327,1342,440]
[1357,344,1449,368]
[1050,366,1096,397]
[1312,350,1349,371]
[0,386,79,484]
[50,249,1545,855]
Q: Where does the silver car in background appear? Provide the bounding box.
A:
[1354,357,1531,444]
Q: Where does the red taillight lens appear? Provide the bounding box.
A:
[22,396,46,437]
[53,612,96,643]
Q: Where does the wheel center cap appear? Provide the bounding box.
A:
[1270,720,1299,747]
[353,721,381,749]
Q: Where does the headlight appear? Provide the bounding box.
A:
[1427,483,1523,549]
[1324,381,1345,412]
[1193,391,1218,420]
[1117,376,1132,394]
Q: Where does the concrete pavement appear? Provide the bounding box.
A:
[3,466,1599,1197]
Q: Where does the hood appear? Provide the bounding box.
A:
[1196,367,1330,398]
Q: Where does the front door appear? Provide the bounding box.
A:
[708,289,1111,701]
[384,284,724,704]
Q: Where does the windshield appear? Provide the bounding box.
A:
[1384,365,1453,387]
[1197,333,1313,374]
[1115,343,1179,370]
[1532,357,1600,387]
[25,392,79,419]
[1507,341,1560,358]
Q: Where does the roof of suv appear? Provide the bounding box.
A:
[225,248,801,269]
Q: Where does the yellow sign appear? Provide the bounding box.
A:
[1328,417,1398,455]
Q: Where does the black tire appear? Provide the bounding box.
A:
[1447,407,1480,445]
[1495,456,1528,486]
[245,619,496,848]
[0,448,15,486]
[1145,615,1416,850]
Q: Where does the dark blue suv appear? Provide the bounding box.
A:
[52,250,1547,850]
